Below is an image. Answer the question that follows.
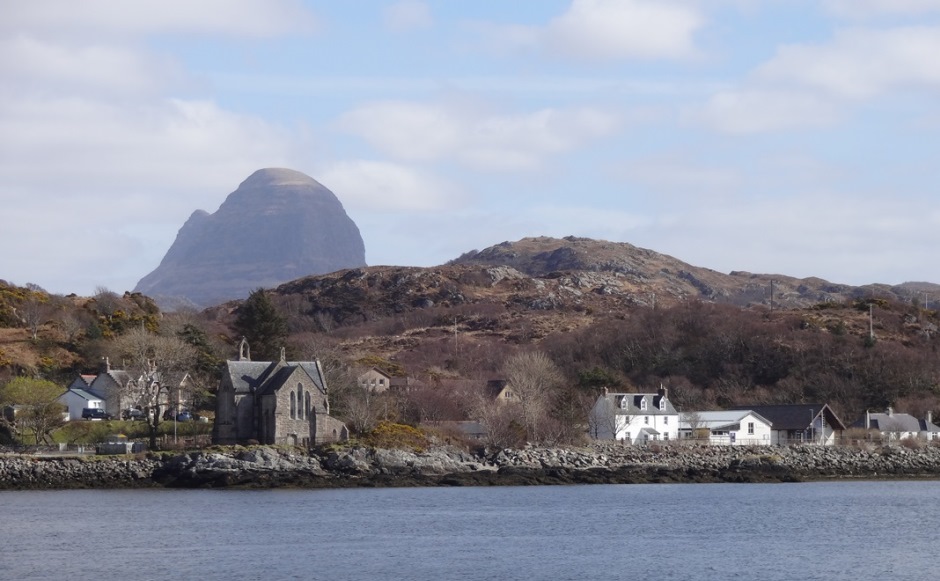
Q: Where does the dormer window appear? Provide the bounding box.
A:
[640,397,648,411]
[619,397,628,410]
[659,398,666,411]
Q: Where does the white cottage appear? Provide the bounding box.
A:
[589,386,679,444]
[679,410,772,446]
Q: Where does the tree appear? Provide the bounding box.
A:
[503,351,563,443]
[234,289,288,361]
[21,288,52,341]
[0,377,66,444]
[588,394,633,441]
[111,327,196,450]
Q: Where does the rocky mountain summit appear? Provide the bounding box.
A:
[134,168,366,309]
[450,236,936,309]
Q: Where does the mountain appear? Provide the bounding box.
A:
[134,168,366,308]
[448,235,929,309]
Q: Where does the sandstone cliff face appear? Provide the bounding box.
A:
[134,168,366,308]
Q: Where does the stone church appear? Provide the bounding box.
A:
[212,340,348,447]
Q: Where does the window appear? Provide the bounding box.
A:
[290,392,296,419]
[644,416,649,425]
[659,398,666,411]
[298,384,304,420]
[748,422,754,435]
[664,433,669,441]
[624,432,631,441]
[640,398,648,411]
[305,393,311,418]
[664,416,669,425]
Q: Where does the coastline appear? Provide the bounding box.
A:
[3,442,940,491]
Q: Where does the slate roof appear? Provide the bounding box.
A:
[604,392,678,416]
[62,388,102,402]
[225,360,327,395]
[729,404,847,431]
[854,412,940,434]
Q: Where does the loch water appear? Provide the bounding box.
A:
[0,481,937,581]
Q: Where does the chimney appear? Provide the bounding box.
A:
[887,407,893,417]
[658,383,668,398]
[100,356,111,373]
[865,410,870,430]
[928,410,934,425]
[602,386,609,396]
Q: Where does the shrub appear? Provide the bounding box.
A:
[364,421,429,452]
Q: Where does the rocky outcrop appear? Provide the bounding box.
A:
[4,443,940,490]
[134,168,366,308]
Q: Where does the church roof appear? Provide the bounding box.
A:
[225,359,327,395]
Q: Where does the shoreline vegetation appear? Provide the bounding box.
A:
[3,442,940,490]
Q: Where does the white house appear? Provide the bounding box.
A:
[58,388,105,421]
[854,408,940,441]
[589,386,679,444]
[730,404,847,446]
[679,410,773,446]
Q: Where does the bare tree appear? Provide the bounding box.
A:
[343,387,384,435]
[21,289,52,341]
[503,351,563,443]
[93,286,123,322]
[588,394,633,442]
[111,327,196,450]
[682,411,706,442]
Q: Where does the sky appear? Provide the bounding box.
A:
[3,0,940,297]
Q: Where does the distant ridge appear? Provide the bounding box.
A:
[134,168,366,308]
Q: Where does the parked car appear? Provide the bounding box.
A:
[122,408,143,421]
[176,411,193,422]
[82,408,112,420]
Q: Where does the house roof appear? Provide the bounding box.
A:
[680,410,771,431]
[61,388,102,402]
[599,392,678,416]
[853,412,940,433]
[486,379,511,399]
[729,404,847,431]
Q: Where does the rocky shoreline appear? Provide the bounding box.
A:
[3,442,940,490]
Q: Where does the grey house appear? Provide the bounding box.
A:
[851,408,940,442]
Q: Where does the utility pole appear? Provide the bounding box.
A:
[869,303,874,339]
[770,279,774,313]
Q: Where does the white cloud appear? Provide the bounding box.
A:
[316,160,461,212]
[757,27,940,99]
[0,36,181,97]
[384,1,433,33]
[826,0,940,18]
[543,0,704,60]
[1,0,317,38]
[338,101,621,171]
[688,89,840,134]
[470,0,703,61]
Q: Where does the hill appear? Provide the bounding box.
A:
[4,236,940,431]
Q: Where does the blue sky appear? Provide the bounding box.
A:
[3,0,940,297]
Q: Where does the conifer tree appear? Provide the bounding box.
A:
[233,288,288,361]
